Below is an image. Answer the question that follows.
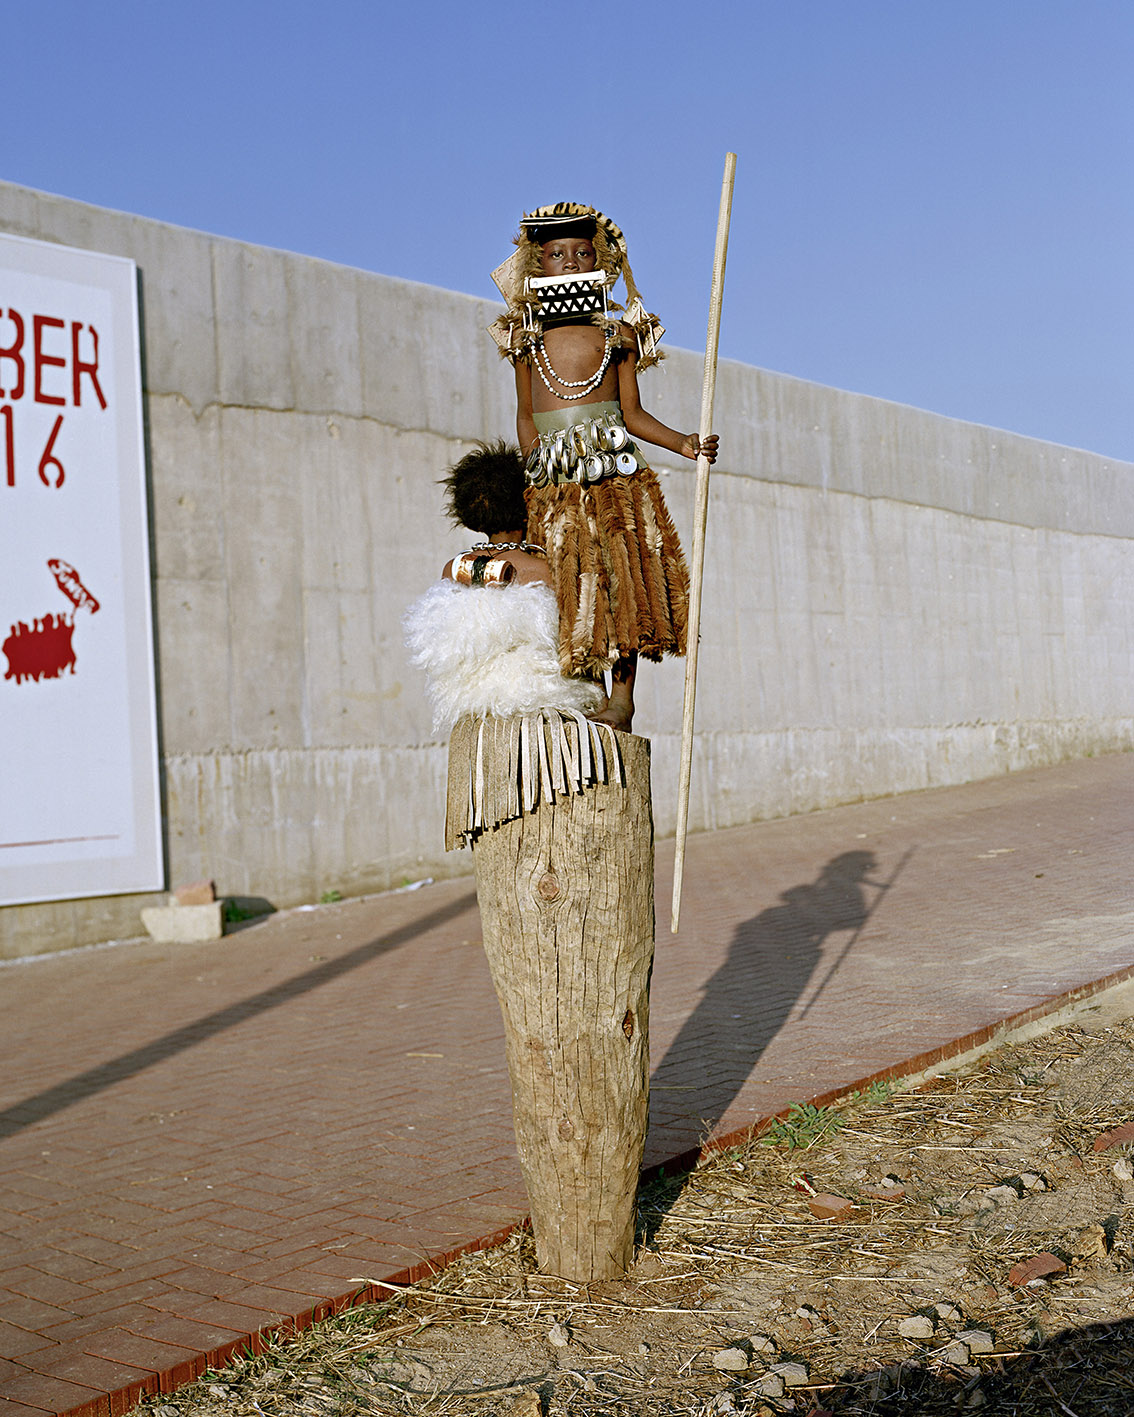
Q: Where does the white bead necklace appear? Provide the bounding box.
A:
[533,332,612,401]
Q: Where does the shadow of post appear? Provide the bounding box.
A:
[643,850,886,1238]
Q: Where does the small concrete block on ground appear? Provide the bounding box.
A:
[139,903,224,943]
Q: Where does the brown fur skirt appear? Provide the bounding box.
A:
[526,467,689,678]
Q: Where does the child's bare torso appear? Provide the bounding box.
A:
[528,323,631,412]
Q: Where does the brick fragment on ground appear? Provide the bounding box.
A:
[1007,1252,1067,1286]
[1093,1119,1134,1152]
[173,879,216,905]
[808,1192,854,1219]
[862,1182,906,1200]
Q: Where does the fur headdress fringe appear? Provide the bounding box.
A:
[445,709,623,850]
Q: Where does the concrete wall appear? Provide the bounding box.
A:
[2,180,1132,958]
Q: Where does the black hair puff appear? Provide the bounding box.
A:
[442,441,528,534]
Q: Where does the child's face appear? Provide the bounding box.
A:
[539,238,597,276]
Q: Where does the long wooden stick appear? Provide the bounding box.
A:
[671,153,736,934]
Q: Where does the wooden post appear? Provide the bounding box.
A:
[472,732,654,1280]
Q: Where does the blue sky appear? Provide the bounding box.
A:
[7,1,1131,460]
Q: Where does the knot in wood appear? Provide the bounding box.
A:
[557,1118,574,1140]
[536,871,561,902]
[622,1009,635,1039]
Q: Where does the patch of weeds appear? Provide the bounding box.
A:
[222,899,254,924]
[864,1078,897,1103]
[760,1101,844,1150]
[320,889,343,904]
[845,1078,897,1106]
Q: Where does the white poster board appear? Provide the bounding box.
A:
[0,232,163,906]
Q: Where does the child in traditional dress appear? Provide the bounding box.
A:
[404,442,614,849]
[489,202,718,731]
[405,442,603,732]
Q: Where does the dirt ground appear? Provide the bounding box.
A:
[135,982,1134,1416]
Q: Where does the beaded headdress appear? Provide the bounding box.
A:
[488,202,665,372]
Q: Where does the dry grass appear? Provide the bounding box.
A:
[134,996,1134,1416]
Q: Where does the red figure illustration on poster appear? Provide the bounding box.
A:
[2,558,99,684]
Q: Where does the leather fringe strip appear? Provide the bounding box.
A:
[445,708,624,850]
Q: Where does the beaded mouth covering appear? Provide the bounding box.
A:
[523,271,610,325]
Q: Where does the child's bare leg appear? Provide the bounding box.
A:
[589,653,636,732]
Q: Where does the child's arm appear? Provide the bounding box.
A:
[617,335,718,463]
[441,551,549,587]
[515,360,538,456]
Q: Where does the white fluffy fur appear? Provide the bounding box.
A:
[403,581,604,730]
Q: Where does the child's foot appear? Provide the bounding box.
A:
[588,654,636,732]
[588,703,634,733]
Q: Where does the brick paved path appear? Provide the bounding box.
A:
[1,753,1131,1416]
